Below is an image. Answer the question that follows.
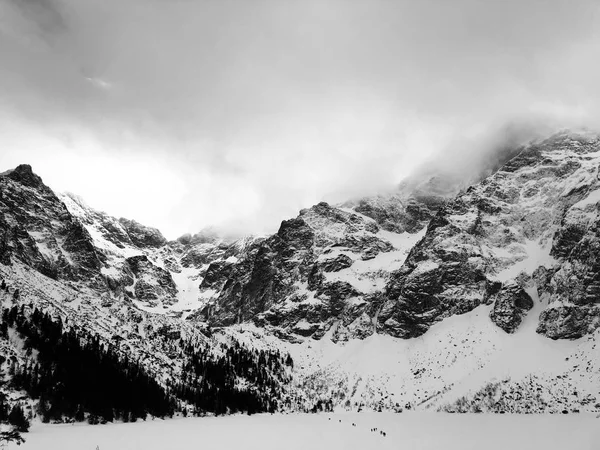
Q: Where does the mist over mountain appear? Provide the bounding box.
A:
[2,0,600,238]
[1,131,600,437]
[2,1,600,448]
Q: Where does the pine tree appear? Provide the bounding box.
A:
[74,405,85,422]
[8,404,29,432]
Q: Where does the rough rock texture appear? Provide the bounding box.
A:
[0,166,104,285]
[118,218,167,248]
[321,254,353,272]
[3,131,600,342]
[187,131,600,340]
[343,176,455,234]
[530,133,600,338]
[125,255,178,304]
[489,283,534,333]
[0,169,249,310]
[537,305,600,339]
[3,133,600,417]
[196,201,415,340]
[380,131,600,338]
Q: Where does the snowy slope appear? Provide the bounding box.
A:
[58,192,254,316]
[2,130,600,423]
[19,413,600,450]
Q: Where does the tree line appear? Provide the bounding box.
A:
[172,339,294,415]
[0,276,295,444]
[3,304,176,424]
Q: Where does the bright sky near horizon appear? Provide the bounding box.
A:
[1,0,600,238]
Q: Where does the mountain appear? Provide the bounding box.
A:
[0,165,296,437]
[1,130,600,437]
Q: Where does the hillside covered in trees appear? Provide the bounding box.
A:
[0,277,295,443]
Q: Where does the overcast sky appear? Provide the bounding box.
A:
[1,0,599,239]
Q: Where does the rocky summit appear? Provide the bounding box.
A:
[0,130,600,422]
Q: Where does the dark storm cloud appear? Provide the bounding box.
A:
[1,0,599,237]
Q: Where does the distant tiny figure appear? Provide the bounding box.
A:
[383,432,387,437]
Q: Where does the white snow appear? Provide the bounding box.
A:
[378,228,426,250]
[431,288,576,406]
[573,188,600,209]
[493,238,556,282]
[321,229,425,294]
[229,295,598,415]
[131,299,168,314]
[18,413,600,450]
[170,268,202,312]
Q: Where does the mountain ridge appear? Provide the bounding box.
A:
[0,130,599,440]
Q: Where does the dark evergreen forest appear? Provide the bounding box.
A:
[3,304,176,424]
[0,277,295,440]
[172,338,294,415]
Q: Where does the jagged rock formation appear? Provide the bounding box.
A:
[3,132,600,343]
[380,131,600,339]
[489,283,534,333]
[1,129,600,419]
[195,201,420,341]
[117,218,167,248]
[345,174,461,233]
[0,165,104,284]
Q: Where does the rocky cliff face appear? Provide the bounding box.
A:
[194,201,423,341]
[1,130,600,416]
[0,165,104,284]
[380,131,600,339]
[0,172,253,315]
[3,132,600,343]
[189,131,600,342]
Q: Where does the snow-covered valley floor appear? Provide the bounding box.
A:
[19,413,600,450]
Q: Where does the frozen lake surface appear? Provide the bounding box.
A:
[18,413,600,450]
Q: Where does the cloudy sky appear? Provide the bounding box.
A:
[1,0,599,238]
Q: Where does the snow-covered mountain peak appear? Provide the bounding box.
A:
[1,135,600,423]
[0,164,51,193]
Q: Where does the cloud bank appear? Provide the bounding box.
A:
[1,0,599,238]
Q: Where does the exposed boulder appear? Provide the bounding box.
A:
[321,254,353,272]
[489,283,534,333]
[118,218,167,248]
[537,305,600,339]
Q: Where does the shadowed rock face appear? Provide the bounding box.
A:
[187,131,600,341]
[0,165,104,285]
[5,164,51,192]
[489,284,534,333]
[118,218,167,248]
[379,132,600,339]
[3,131,600,342]
[536,305,600,339]
[1,166,208,307]
[195,201,406,340]
[125,255,178,303]
[346,186,451,234]
[379,230,496,338]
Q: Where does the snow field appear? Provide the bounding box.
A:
[18,413,600,450]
